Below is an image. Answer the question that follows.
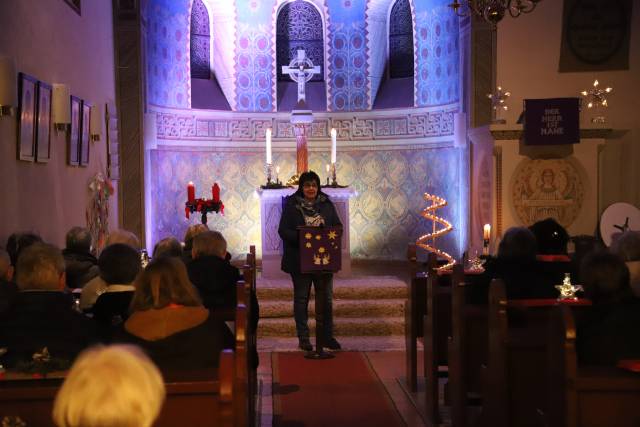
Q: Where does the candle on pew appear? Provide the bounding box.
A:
[265,128,272,164]
[483,224,491,241]
[212,183,220,203]
[187,181,195,202]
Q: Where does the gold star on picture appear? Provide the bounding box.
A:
[328,231,337,240]
[305,233,312,239]
[318,247,325,253]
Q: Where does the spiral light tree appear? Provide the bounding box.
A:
[416,192,456,270]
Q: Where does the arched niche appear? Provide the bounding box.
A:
[274,0,328,111]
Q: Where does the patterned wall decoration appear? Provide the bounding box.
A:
[190,0,210,79]
[276,1,325,82]
[148,145,462,261]
[326,0,370,111]
[413,0,459,107]
[147,0,191,108]
[153,106,455,141]
[235,0,275,112]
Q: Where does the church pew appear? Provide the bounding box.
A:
[480,279,591,427]
[405,246,437,391]
[556,305,640,427]
[447,264,487,427]
[0,349,237,427]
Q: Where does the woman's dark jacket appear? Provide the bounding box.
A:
[278,191,342,274]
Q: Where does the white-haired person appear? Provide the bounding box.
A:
[53,344,165,427]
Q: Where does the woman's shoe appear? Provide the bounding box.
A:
[325,337,342,351]
[298,337,313,351]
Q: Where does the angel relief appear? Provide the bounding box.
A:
[511,159,584,228]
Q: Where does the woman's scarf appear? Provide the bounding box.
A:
[295,194,327,226]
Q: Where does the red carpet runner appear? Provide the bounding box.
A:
[273,351,405,427]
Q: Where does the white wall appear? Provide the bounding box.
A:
[0,0,118,247]
[496,1,640,212]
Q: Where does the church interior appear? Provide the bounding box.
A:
[0,0,639,425]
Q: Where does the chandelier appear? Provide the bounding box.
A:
[449,0,542,26]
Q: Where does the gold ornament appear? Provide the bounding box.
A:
[555,273,583,300]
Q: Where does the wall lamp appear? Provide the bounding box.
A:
[52,83,70,132]
[90,104,102,141]
[0,56,17,117]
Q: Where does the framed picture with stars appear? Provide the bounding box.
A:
[298,225,343,273]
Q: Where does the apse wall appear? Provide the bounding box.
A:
[143,0,465,260]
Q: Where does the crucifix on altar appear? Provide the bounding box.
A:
[281,49,321,176]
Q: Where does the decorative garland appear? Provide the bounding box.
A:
[416,192,456,270]
[86,173,114,254]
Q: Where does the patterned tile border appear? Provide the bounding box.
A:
[154,104,457,142]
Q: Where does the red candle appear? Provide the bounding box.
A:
[187,181,195,202]
[212,183,220,203]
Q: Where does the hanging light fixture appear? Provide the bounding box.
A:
[449,0,542,26]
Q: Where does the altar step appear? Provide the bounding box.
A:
[256,274,407,340]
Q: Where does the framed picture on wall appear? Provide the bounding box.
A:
[79,101,90,166]
[18,73,37,162]
[68,95,81,166]
[35,81,52,163]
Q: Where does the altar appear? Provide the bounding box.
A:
[258,187,355,279]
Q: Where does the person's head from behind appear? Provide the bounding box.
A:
[192,231,227,260]
[0,248,14,282]
[53,344,165,427]
[6,232,43,267]
[65,226,93,254]
[497,227,537,262]
[153,237,183,259]
[106,229,140,250]
[16,243,65,291]
[183,224,209,251]
[580,250,631,304]
[610,231,640,262]
[98,244,141,285]
[529,218,569,255]
[297,171,321,201]
[130,256,201,311]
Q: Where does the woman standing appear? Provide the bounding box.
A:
[278,171,342,351]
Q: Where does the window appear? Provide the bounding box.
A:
[389,0,414,79]
[190,0,210,79]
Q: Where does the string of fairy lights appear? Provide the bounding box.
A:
[416,191,456,271]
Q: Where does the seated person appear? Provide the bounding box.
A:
[153,236,183,259]
[0,248,17,316]
[80,243,140,312]
[576,250,640,365]
[5,232,43,275]
[63,226,99,289]
[610,230,640,297]
[470,227,560,303]
[187,231,240,310]
[53,344,165,427]
[182,224,209,264]
[116,257,234,372]
[0,243,95,368]
[91,244,141,342]
[79,229,141,311]
[529,217,570,257]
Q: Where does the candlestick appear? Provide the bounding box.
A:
[187,181,195,203]
[212,183,220,203]
[275,166,280,184]
[330,128,337,164]
[265,128,272,165]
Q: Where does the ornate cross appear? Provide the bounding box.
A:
[281,49,320,104]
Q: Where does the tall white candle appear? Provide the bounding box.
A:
[330,128,337,164]
[265,128,272,164]
[483,224,491,241]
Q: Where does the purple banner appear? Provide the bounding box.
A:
[524,98,580,145]
[299,226,342,273]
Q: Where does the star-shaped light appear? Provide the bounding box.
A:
[328,231,337,240]
[555,273,583,300]
[581,79,613,123]
[487,86,511,112]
